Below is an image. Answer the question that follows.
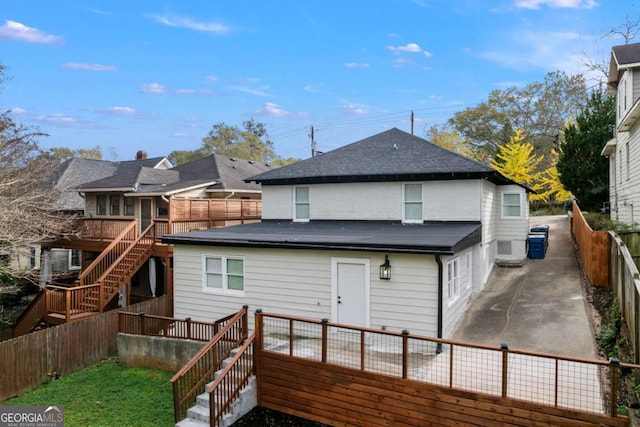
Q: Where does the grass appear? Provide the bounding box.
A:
[1,358,175,427]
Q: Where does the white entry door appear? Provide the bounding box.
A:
[332,258,370,327]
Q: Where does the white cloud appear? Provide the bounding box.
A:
[35,113,96,128]
[254,102,308,119]
[175,89,196,94]
[172,132,189,138]
[62,62,117,72]
[9,107,27,114]
[140,83,167,94]
[151,14,229,34]
[205,75,220,82]
[513,0,597,9]
[345,62,369,68]
[387,42,432,57]
[228,85,270,97]
[104,106,141,117]
[0,20,62,44]
[339,103,369,116]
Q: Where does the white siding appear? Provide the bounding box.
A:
[173,245,440,337]
[262,180,484,221]
[441,248,476,338]
[610,130,640,224]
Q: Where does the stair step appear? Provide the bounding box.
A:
[185,402,209,423]
[175,418,209,427]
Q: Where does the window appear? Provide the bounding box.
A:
[156,197,168,217]
[109,195,120,215]
[124,197,135,216]
[403,183,423,222]
[28,246,37,269]
[626,141,630,181]
[447,258,459,303]
[502,193,522,218]
[294,187,310,221]
[70,249,81,269]
[203,255,245,293]
[465,252,472,289]
[96,195,107,216]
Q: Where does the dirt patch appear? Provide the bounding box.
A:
[231,407,330,427]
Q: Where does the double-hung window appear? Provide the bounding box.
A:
[203,255,245,293]
[124,197,135,216]
[294,186,310,221]
[447,258,459,303]
[403,183,423,223]
[110,195,120,215]
[501,193,522,218]
[96,195,107,216]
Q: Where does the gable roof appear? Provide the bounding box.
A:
[76,153,273,196]
[161,220,482,255]
[608,42,640,88]
[246,128,523,188]
[51,156,169,211]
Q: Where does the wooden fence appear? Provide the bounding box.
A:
[0,296,169,402]
[255,311,630,427]
[572,202,609,286]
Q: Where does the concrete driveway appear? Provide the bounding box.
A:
[452,215,598,359]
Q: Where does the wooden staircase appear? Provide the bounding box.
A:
[12,222,156,336]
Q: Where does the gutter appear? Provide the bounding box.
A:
[435,254,443,354]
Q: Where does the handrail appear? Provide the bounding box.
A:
[77,220,137,286]
[96,222,155,285]
[171,307,248,423]
[11,291,46,338]
[118,312,218,341]
[207,334,255,427]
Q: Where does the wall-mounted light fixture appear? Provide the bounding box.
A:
[380,255,391,280]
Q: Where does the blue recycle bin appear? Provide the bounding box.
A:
[528,234,546,259]
[530,224,549,244]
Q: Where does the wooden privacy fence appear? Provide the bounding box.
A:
[255,311,631,427]
[609,231,640,364]
[572,202,609,286]
[0,296,169,402]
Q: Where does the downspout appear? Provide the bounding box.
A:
[435,254,443,354]
[224,191,235,199]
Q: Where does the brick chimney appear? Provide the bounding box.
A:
[136,150,147,160]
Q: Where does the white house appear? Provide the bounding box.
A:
[603,42,640,224]
[163,128,530,339]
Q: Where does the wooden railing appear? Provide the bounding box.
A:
[79,218,135,241]
[208,334,255,427]
[77,220,138,286]
[11,291,46,337]
[171,307,249,423]
[118,312,220,342]
[45,284,101,321]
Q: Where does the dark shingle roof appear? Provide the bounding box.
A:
[161,220,482,255]
[612,43,640,66]
[246,128,519,186]
[76,153,273,195]
[51,157,167,210]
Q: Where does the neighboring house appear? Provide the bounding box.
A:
[13,153,271,336]
[603,42,640,224]
[163,128,530,340]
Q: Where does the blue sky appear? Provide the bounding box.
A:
[0,0,633,161]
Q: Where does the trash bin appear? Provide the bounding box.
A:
[528,234,546,259]
[530,224,549,250]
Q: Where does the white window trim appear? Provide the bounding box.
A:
[202,254,246,295]
[501,192,523,219]
[447,258,460,304]
[402,182,423,224]
[293,186,310,222]
[69,249,81,270]
[465,252,472,289]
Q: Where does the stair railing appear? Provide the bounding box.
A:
[77,220,138,286]
[171,306,249,423]
[11,291,46,337]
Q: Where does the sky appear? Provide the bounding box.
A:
[0,0,635,162]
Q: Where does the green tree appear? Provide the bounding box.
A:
[557,89,614,211]
[169,119,281,166]
[42,145,103,163]
[449,71,587,165]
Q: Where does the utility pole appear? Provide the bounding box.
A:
[310,125,316,157]
[410,111,414,135]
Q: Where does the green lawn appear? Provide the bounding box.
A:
[1,358,175,427]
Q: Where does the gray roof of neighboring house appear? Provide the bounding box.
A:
[246,128,523,188]
[76,154,273,195]
[161,220,482,255]
[51,156,168,211]
[609,42,640,86]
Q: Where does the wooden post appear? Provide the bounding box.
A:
[321,319,329,364]
[402,330,409,379]
[501,343,509,398]
[139,312,146,335]
[242,305,249,340]
[186,317,192,340]
[255,309,263,405]
[610,358,620,417]
[65,289,71,323]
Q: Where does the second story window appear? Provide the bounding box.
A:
[109,195,120,215]
[403,183,423,223]
[502,192,522,218]
[96,195,107,216]
[294,186,310,221]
